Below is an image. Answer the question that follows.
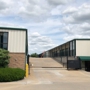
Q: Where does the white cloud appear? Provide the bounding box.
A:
[63,3,90,24]
[27,18,62,28]
[63,22,90,36]
[63,7,77,14]
[81,23,90,31]
[63,34,90,41]
[0,21,24,28]
[29,32,56,54]
[0,0,73,22]
[0,1,7,10]
[0,0,90,54]
[47,0,73,6]
[30,32,40,38]
[61,3,90,42]
[17,0,51,21]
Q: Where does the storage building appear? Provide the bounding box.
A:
[0,27,28,70]
[43,39,90,71]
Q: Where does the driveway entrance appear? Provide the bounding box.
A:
[30,57,63,68]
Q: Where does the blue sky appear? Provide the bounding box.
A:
[0,0,90,54]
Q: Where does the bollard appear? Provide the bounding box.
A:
[26,64,28,77]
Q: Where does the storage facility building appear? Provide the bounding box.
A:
[43,39,90,71]
[0,27,28,70]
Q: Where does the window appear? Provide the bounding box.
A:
[70,42,72,56]
[70,42,72,50]
[73,41,74,50]
[60,49,65,56]
[63,49,65,56]
[69,41,75,56]
[57,51,59,57]
[65,48,68,56]
[59,50,61,56]
[72,41,75,56]
[60,50,62,56]
[0,32,8,50]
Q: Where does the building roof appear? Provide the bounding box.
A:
[0,27,27,31]
[46,38,90,51]
[74,38,90,40]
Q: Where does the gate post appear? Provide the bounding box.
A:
[67,56,68,70]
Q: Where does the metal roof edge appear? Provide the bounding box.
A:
[45,38,90,52]
[0,27,27,31]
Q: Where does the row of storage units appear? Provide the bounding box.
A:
[42,39,90,71]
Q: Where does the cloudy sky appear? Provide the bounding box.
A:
[0,0,90,54]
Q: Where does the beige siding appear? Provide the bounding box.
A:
[0,30,26,53]
[76,40,90,56]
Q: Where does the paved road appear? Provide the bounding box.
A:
[30,57,63,68]
[0,57,90,90]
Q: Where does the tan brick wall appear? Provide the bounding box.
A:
[8,53,26,70]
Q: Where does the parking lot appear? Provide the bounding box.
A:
[0,57,90,90]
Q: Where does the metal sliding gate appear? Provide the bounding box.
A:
[67,60,81,70]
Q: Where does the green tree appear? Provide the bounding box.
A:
[30,53,38,57]
[0,48,10,68]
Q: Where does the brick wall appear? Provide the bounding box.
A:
[9,53,26,70]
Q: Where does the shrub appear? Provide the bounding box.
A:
[0,48,10,68]
[0,68,25,82]
[30,53,38,57]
